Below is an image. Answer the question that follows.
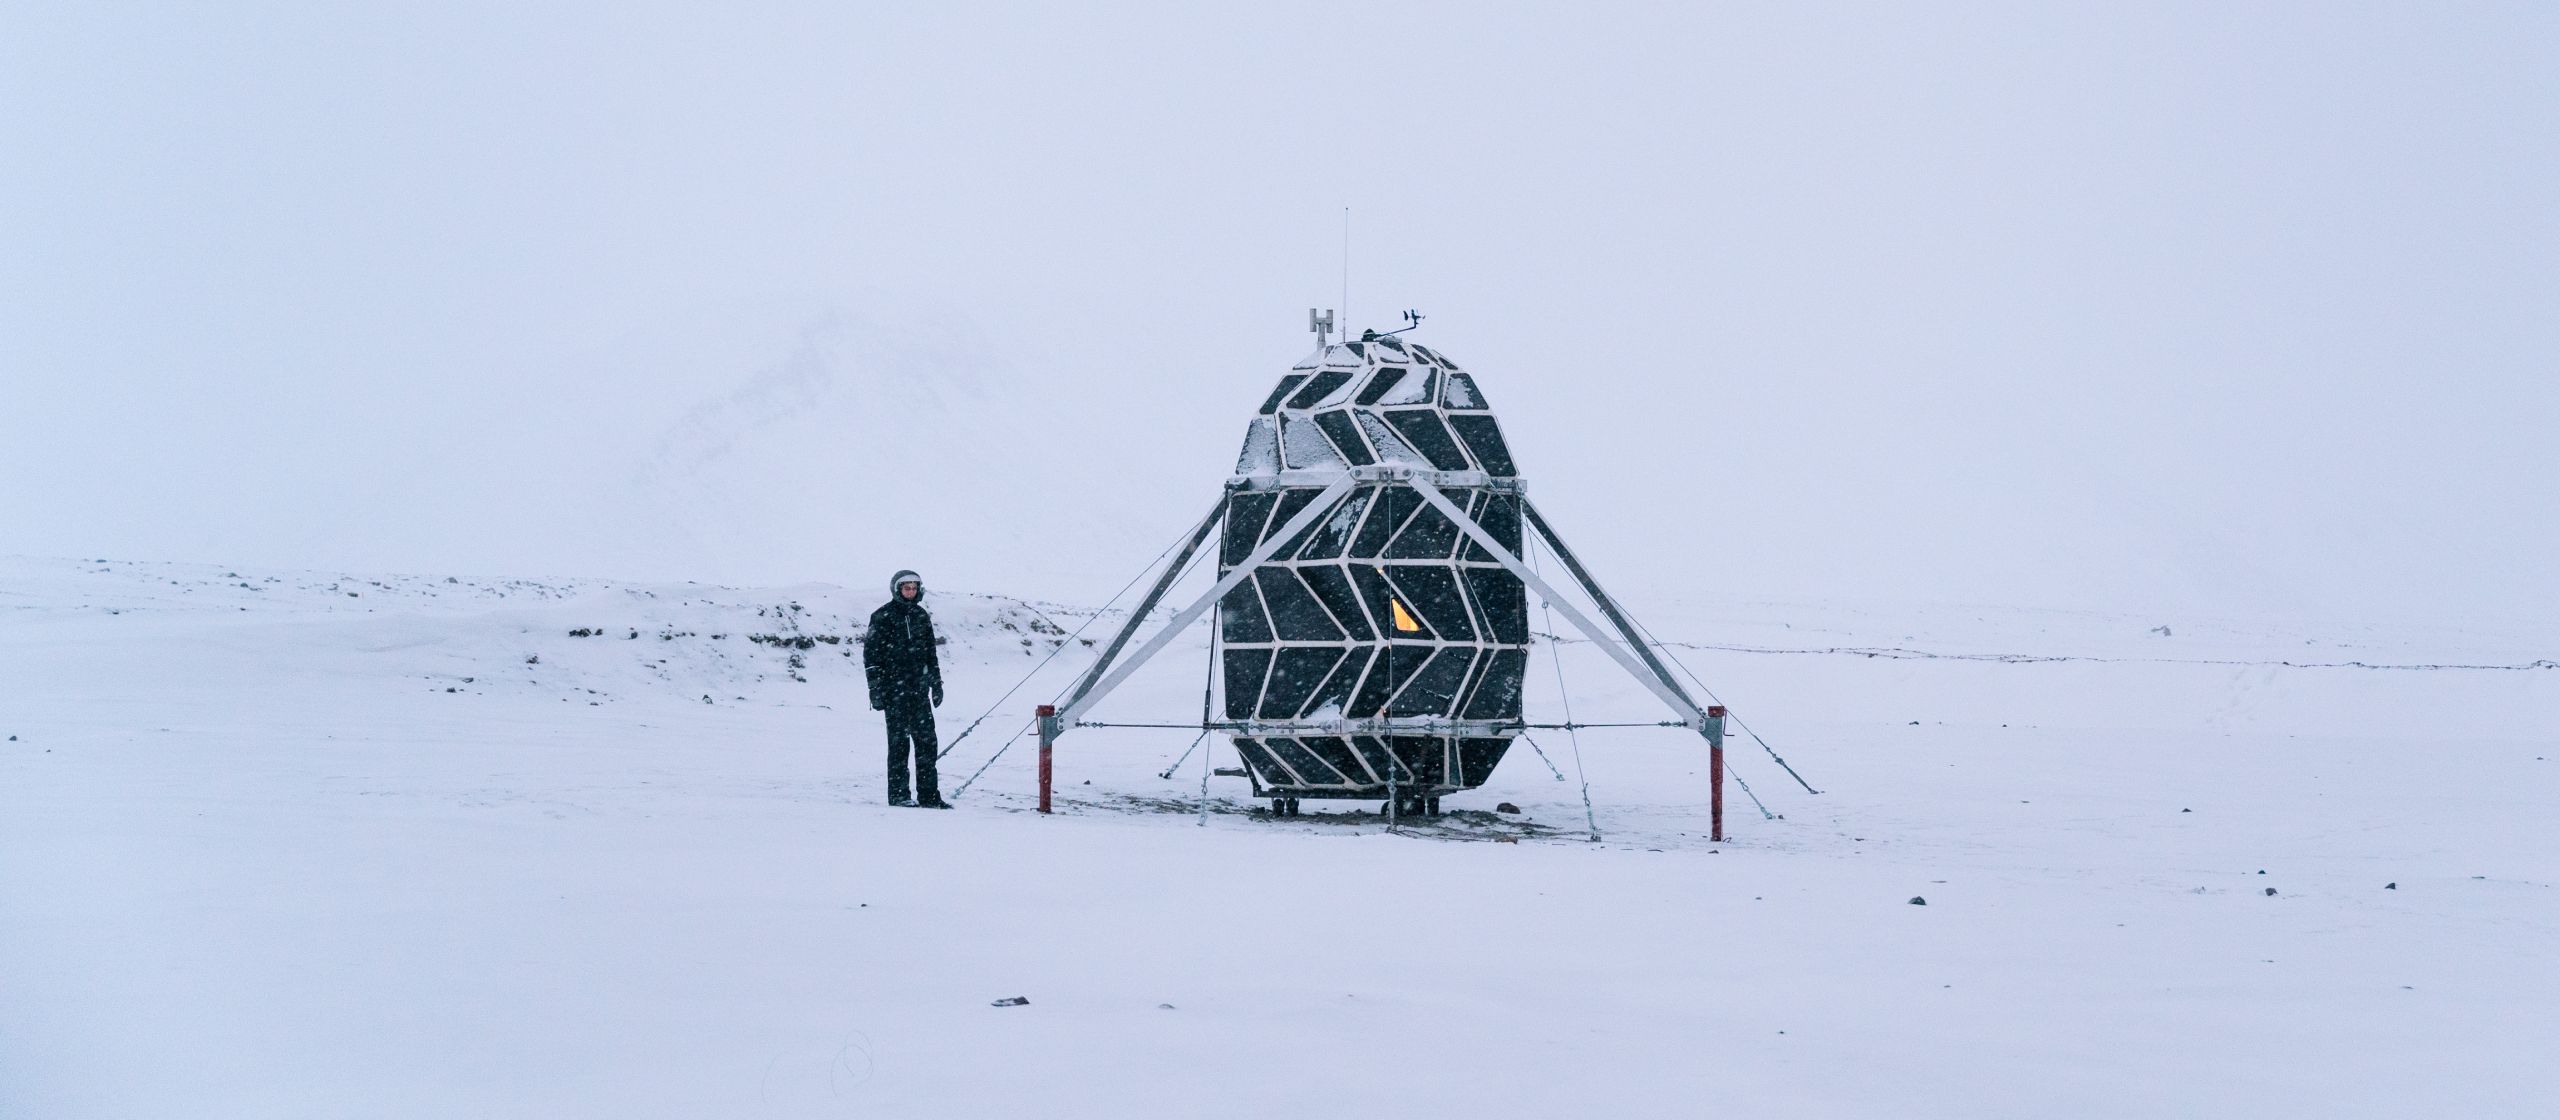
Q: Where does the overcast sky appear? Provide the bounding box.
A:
[5,3,2554,629]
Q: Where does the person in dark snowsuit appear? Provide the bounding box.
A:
[863,569,947,807]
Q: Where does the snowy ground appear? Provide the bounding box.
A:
[4,555,2555,1118]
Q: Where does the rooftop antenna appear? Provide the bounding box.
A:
[1385,308,1426,336]
[1341,207,1350,338]
[1309,307,1335,346]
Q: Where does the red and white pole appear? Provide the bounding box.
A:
[1036,704,1057,815]
[1706,705,1727,843]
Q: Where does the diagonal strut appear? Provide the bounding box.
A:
[1054,475,1360,732]
[1058,493,1229,718]
[1402,480,1717,739]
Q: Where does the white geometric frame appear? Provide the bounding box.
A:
[1055,336,1726,800]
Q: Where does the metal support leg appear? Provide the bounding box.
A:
[1037,704,1058,814]
[1706,705,1727,842]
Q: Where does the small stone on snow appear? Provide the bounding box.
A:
[1908,896,1927,906]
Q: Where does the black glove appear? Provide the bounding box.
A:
[930,681,945,708]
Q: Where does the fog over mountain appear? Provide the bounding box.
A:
[6,3,2554,626]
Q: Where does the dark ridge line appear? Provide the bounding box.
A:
[1530,631,2558,673]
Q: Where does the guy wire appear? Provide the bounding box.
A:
[1530,535,1601,841]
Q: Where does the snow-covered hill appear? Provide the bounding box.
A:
[4,555,2554,1117]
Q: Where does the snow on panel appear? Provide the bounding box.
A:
[1279,413,1345,470]
[1218,337,1529,797]
[1235,417,1280,476]
[1357,410,1427,466]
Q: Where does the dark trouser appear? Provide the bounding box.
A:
[885,699,940,803]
